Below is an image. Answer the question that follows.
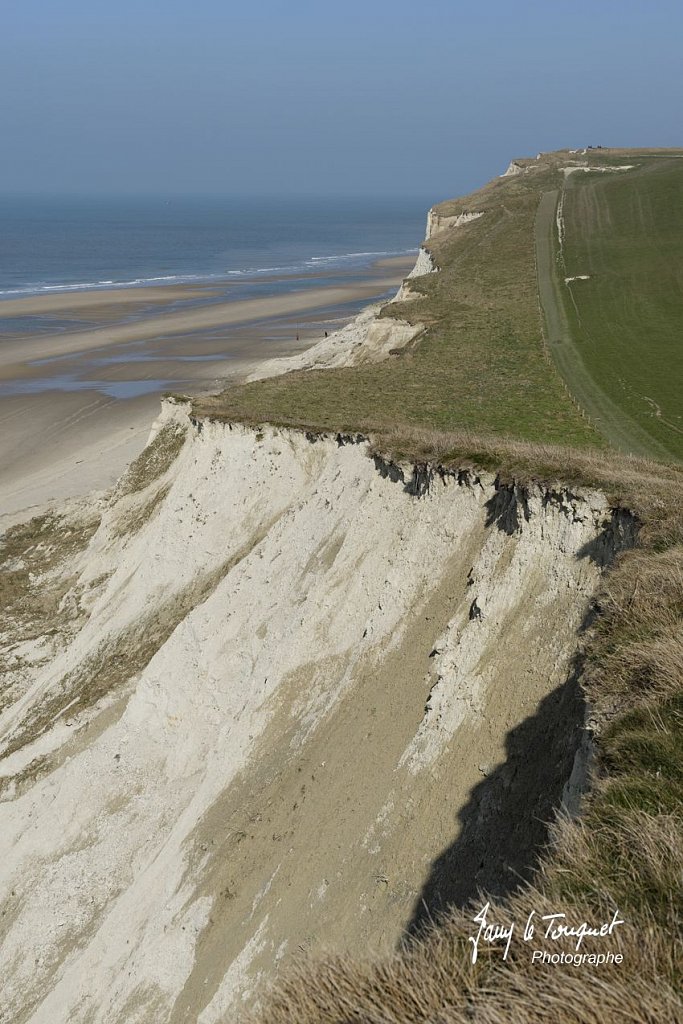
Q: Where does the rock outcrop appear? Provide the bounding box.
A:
[426,208,484,238]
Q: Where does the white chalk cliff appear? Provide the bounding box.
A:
[426,208,484,239]
[0,229,633,1023]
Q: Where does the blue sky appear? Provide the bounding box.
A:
[2,0,681,197]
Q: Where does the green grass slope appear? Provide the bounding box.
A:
[196,149,683,468]
[558,157,683,461]
[195,160,603,450]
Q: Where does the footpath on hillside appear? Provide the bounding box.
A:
[534,188,673,461]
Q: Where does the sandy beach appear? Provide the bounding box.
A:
[0,284,217,317]
[0,275,409,371]
[0,254,414,526]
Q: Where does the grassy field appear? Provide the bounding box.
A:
[196,151,683,468]
[535,188,676,461]
[194,165,604,450]
[559,158,683,460]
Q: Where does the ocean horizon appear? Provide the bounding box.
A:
[0,194,430,298]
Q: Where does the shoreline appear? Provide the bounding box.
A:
[0,274,410,371]
[0,253,415,316]
[0,253,415,526]
[0,284,220,317]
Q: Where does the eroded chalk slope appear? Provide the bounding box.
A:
[0,401,632,1023]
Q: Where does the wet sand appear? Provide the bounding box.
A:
[0,284,217,318]
[0,278,405,371]
[0,255,415,526]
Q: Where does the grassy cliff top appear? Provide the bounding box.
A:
[194,155,600,450]
[194,148,683,477]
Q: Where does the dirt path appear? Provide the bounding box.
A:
[534,188,672,460]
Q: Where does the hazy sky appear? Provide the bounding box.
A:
[2,0,681,198]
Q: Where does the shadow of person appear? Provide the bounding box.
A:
[405,657,586,938]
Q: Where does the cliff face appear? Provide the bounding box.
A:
[425,208,484,239]
[0,397,633,1023]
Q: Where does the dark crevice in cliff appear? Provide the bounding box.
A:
[576,508,639,565]
[484,480,531,534]
[372,455,405,485]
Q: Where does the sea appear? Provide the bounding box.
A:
[0,195,429,298]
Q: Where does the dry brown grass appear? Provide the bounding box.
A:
[587,548,683,713]
[245,893,680,1023]
[370,426,683,546]
[244,794,681,1024]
